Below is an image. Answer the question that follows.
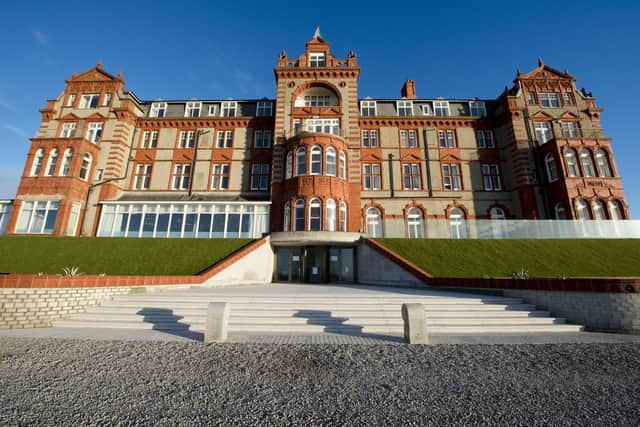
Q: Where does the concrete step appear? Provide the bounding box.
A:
[108,294,525,303]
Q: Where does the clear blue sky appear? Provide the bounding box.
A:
[1,0,638,216]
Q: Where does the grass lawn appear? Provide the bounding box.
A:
[0,236,254,275]
[375,239,640,278]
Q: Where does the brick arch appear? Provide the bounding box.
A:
[290,80,343,108]
[486,202,511,219]
[445,202,471,219]
[362,202,385,234]
[402,202,426,220]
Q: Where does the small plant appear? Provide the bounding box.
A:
[61,266,83,277]
[36,272,45,276]
[511,268,530,279]
[99,273,106,277]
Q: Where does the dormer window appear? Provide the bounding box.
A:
[80,94,99,109]
[207,105,218,116]
[421,104,433,116]
[309,52,326,67]
[221,101,237,117]
[397,100,413,117]
[434,100,450,116]
[469,101,486,117]
[540,93,561,108]
[256,101,273,117]
[360,100,377,116]
[150,102,167,118]
[185,101,201,117]
[66,94,76,107]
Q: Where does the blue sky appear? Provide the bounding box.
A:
[1,1,639,215]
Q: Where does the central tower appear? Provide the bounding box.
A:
[270,29,362,232]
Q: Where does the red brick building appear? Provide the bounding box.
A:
[4,30,629,243]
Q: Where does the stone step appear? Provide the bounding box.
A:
[108,296,525,305]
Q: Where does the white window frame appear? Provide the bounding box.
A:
[150,102,167,118]
[66,94,76,107]
[221,101,237,117]
[294,199,305,231]
[407,208,424,238]
[339,152,346,180]
[310,146,322,175]
[469,101,486,117]
[366,208,383,237]
[434,100,450,116]
[561,122,580,138]
[397,100,413,117]
[102,93,112,107]
[326,199,337,232]
[185,101,202,118]
[363,164,381,190]
[438,130,457,148]
[80,94,99,109]
[31,148,44,176]
[15,200,60,234]
[475,130,494,148]
[540,92,561,108]
[360,100,377,116]
[211,163,230,190]
[285,152,293,179]
[442,164,462,191]
[179,131,196,148]
[309,52,326,67]
[60,122,77,138]
[250,163,269,191]
[44,148,59,176]
[308,198,322,231]
[59,148,73,176]
[172,164,191,190]
[79,153,92,181]
[216,131,233,148]
[141,131,159,149]
[305,118,339,135]
[534,122,553,144]
[256,101,273,117]
[254,130,272,148]
[481,164,502,191]
[133,164,153,190]
[296,147,306,176]
[326,147,337,176]
[86,122,103,144]
[545,153,558,183]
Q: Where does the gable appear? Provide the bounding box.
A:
[518,60,575,81]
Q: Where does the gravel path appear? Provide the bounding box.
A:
[2,337,640,426]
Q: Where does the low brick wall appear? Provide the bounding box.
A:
[0,238,268,329]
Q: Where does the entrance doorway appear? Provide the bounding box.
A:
[274,246,356,283]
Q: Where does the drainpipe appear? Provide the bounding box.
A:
[422,129,433,198]
[388,153,395,198]
[188,129,210,198]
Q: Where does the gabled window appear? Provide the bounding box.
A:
[172,164,191,190]
[59,148,73,176]
[402,163,422,190]
[179,131,196,148]
[540,92,561,108]
[256,101,272,117]
[141,131,158,149]
[442,164,462,191]
[221,101,237,117]
[250,164,269,191]
[360,100,377,116]
[526,92,536,105]
[79,153,92,181]
[469,101,486,117]
[254,130,272,148]
[80,94,99,109]
[362,130,379,147]
[211,164,230,190]
[86,122,103,144]
[45,149,59,176]
[534,122,553,144]
[438,130,457,148]
[30,149,44,176]
[545,153,558,182]
[397,100,413,117]
[216,131,233,148]
[309,52,326,67]
[133,164,153,190]
[400,130,418,148]
[561,122,580,138]
[185,101,201,117]
[475,130,494,148]
[150,102,167,118]
[434,100,450,116]
[60,123,77,138]
[481,164,501,191]
[363,164,381,190]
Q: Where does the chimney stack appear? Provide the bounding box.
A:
[401,80,416,99]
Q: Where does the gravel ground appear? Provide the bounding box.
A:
[1,338,640,426]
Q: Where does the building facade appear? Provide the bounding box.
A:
[4,30,630,280]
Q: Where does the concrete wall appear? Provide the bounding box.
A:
[357,242,423,287]
[504,289,640,332]
[203,238,274,286]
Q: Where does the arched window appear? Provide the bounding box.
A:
[31,148,44,176]
[310,146,322,175]
[79,153,92,181]
[296,147,306,176]
[326,147,337,176]
[407,208,424,238]
[45,148,59,176]
[595,149,612,177]
[339,152,346,179]
[608,200,624,220]
[490,207,506,238]
[59,148,73,176]
[366,208,382,237]
[294,199,305,231]
[309,198,322,231]
[592,200,606,220]
[449,208,467,239]
[555,203,567,219]
[564,148,579,177]
[576,199,590,220]
[326,199,336,231]
[340,202,347,231]
[283,201,290,231]
[285,152,293,179]
[545,153,558,182]
[580,149,595,177]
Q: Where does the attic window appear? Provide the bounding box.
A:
[309,52,326,67]
[150,102,167,118]
[80,94,99,109]
[540,93,561,108]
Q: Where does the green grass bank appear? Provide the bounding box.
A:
[0,236,253,275]
[375,239,640,278]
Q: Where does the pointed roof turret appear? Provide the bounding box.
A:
[311,26,325,43]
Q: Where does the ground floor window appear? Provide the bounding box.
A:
[15,200,59,234]
[0,202,12,235]
[97,202,269,238]
[407,208,424,238]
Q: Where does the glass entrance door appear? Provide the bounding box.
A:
[275,247,302,282]
[274,246,355,283]
[328,247,355,283]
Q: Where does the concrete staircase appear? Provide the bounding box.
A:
[53,284,583,336]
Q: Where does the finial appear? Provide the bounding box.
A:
[348,50,356,58]
[564,69,570,75]
[279,50,287,59]
[97,59,103,69]
[117,71,123,80]
[537,57,544,67]
[313,26,321,39]
[71,72,78,78]
[517,68,522,76]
